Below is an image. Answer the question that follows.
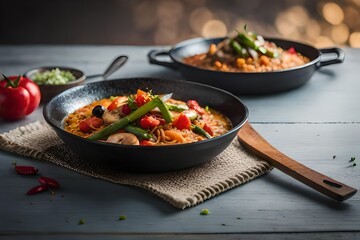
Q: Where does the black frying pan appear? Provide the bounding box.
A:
[148,37,344,95]
[43,78,248,173]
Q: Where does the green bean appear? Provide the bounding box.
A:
[87,96,173,141]
[236,33,278,58]
[156,98,173,123]
[191,124,212,139]
[124,125,153,140]
[88,97,160,140]
[230,39,248,58]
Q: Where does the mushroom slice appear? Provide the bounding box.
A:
[106,133,139,145]
[102,109,121,124]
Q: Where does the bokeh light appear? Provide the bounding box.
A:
[331,23,350,44]
[201,20,227,38]
[322,2,344,25]
[349,32,360,47]
[129,1,360,48]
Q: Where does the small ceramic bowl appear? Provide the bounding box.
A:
[25,66,86,103]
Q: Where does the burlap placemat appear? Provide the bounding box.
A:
[0,121,271,209]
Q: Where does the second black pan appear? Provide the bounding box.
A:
[148,37,344,95]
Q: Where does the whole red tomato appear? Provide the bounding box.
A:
[0,75,41,121]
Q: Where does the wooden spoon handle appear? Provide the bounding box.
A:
[237,121,357,201]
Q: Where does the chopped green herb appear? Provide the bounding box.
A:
[32,68,76,85]
[205,106,210,113]
[78,218,85,225]
[349,157,356,162]
[109,96,118,101]
[118,215,127,220]
[353,163,357,167]
[200,208,210,215]
[332,155,336,159]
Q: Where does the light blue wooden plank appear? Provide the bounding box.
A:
[0,124,359,234]
[0,45,359,238]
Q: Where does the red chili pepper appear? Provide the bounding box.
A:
[15,165,39,175]
[26,184,48,195]
[39,176,60,189]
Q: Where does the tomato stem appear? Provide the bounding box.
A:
[1,74,21,88]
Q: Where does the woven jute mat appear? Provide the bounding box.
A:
[0,121,271,209]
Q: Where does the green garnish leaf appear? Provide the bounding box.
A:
[200,208,210,215]
[349,157,356,162]
[78,218,85,225]
[127,96,138,110]
[118,215,127,220]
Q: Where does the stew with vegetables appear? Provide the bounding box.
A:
[64,89,231,145]
[183,28,310,72]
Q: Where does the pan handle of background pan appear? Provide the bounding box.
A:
[148,49,178,70]
[318,48,345,68]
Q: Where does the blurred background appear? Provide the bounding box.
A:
[1,0,359,48]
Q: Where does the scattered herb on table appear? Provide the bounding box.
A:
[352,163,357,167]
[78,218,85,225]
[349,157,356,162]
[200,208,210,215]
[332,155,336,159]
[118,215,127,221]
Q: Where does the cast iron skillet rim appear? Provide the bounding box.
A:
[169,37,321,74]
[43,77,249,149]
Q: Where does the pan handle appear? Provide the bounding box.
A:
[318,48,345,68]
[148,49,178,70]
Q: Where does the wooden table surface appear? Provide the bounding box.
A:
[0,45,359,240]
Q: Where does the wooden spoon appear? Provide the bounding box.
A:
[237,121,357,201]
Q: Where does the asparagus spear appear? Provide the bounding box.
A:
[236,33,278,58]
[88,96,170,141]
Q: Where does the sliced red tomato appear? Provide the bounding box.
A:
[187,100,205,115]
[135,89,151,107]
[79,117,104,133]
[107,97,124,111]
[287,47,296,54]
[203,123,214,136]
[139,115,160,129]
[173,113,191,130]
